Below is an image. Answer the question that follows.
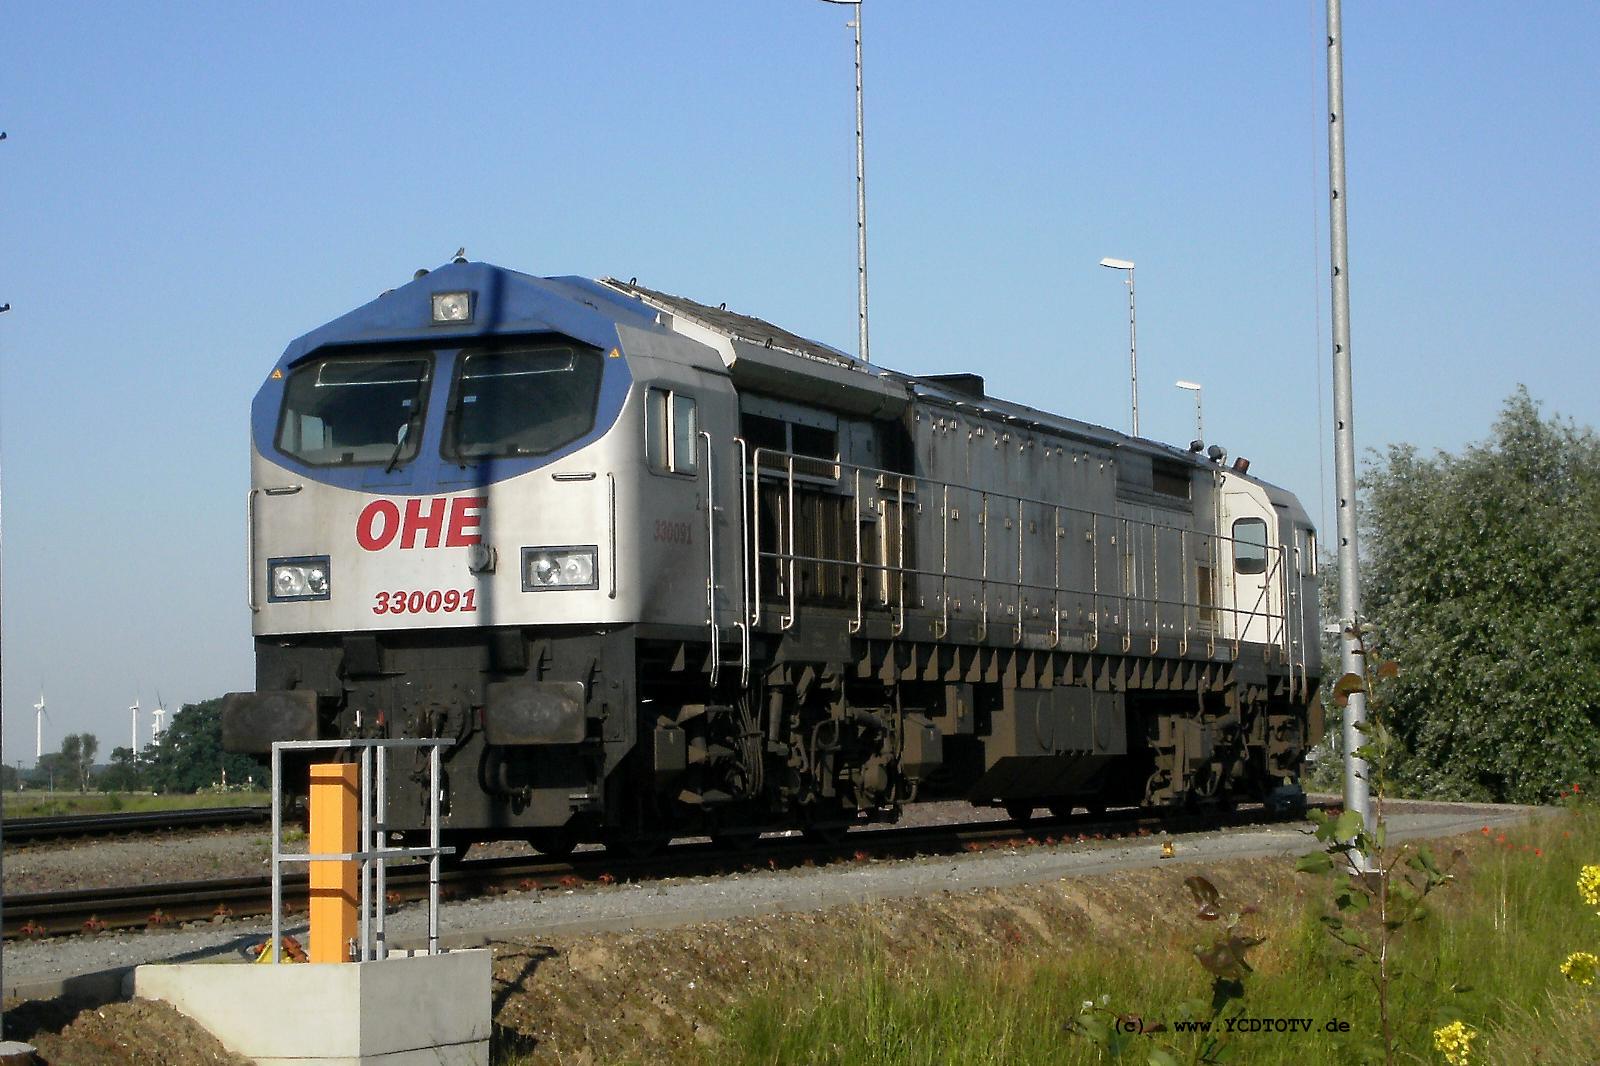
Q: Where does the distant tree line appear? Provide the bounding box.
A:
[19,698,261,794]
[1322,387,1599,804]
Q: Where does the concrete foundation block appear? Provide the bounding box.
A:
[134,948,491,1065]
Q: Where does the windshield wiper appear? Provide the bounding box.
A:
[384,410,423,474]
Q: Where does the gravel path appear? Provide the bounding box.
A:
[2,798,1540,997]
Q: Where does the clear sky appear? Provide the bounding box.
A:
[2,2,1596,764]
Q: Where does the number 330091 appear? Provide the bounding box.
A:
[372,589,477,615]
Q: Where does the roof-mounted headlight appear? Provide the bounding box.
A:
[431,291,473,324]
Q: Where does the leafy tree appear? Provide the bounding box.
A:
[32,752,68,790]
[98,746,146,792]
[1360,387,1600,802]
[143,697,261,794]
[58,733,99,791]
[0,763,17,791]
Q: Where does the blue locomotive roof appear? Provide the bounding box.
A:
[278,261,660,365]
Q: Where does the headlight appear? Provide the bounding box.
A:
[268,557,332,602]
[431,290,473,324]
[521,546,598,591]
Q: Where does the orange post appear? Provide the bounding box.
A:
[308,762,359,963]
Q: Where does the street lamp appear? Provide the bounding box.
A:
[820,0,870,364]
[1099,257,1138,436]
[1175,379,1203,444]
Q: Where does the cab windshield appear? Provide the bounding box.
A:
[276,354,431,466]
[444,345,602,461]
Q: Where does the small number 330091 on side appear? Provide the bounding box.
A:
[653,520,692,545]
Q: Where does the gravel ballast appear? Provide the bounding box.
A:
[2,799,1538,997]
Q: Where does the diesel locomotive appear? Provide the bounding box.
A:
[224,260,1322,853]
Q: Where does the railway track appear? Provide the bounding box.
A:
[3,802,1325,939]
[4,806,272,844]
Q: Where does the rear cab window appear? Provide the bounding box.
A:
[646,386,698,475]
[1232,517,1268,575]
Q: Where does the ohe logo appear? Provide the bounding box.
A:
[357,496,486,551]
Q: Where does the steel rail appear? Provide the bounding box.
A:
[6,806,271,844]
[4,801,1324,939]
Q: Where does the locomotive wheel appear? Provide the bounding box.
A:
[1004,802,1036,824]
[710,829,762,852]
[438,831,472,868]
[604,831,666,859]
[800,822,849,847]
[528,828,578,858]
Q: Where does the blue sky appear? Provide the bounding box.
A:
[2,2,1596,763]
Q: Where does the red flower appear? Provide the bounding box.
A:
[1480,827,1491,835]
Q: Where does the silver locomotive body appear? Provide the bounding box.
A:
[227,263,1321,849]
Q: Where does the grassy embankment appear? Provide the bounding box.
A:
[2,790,270,818]
[675,805,1599,1065]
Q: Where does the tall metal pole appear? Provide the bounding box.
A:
[0,282,29,1057]
[1099,258,1138,436]
[849,2,870,363]
[821,0,871,362]
[1176,381,1203,443]
[1326,0,1371,844]
[1126,270,1138,436]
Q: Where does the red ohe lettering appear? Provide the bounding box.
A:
[445,497,484,547]
[358,496,486,551]
[356,500,401,551]
[401,497,447,549]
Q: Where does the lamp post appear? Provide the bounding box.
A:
[819,0,870,364]
[1099,257,1138,435]
[1175,380,1203,444]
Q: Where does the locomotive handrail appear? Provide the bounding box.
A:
[606,472,618,600]
[744,449,1290,659]
[699,430,721,688]
[246,488,260,613]
[849,468,865,635]
[735,437,752,689]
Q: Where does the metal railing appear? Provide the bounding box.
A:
[740,447,1304,668]
[268,738,453,964]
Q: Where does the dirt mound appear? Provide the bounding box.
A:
[7,998,248,1066]
[489,856,1307,1064]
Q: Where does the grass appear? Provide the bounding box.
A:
[1,789,270,818]
[679,805,1600,1066]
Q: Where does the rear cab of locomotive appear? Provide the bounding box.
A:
[224,262,735,844]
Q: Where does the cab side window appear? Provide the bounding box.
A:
[645,386,698,475]
[1232,517,1268,575]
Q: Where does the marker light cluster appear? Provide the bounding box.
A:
[268,557,331,602]
[521,546,598,591]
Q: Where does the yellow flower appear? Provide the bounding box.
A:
[1432,1020,1477,1066]
[1579,865,1600,908]
[1561,950,1600,987]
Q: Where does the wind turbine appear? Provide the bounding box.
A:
[33,690,48,764]
[129,699,141,755]
[151,694,167,744]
